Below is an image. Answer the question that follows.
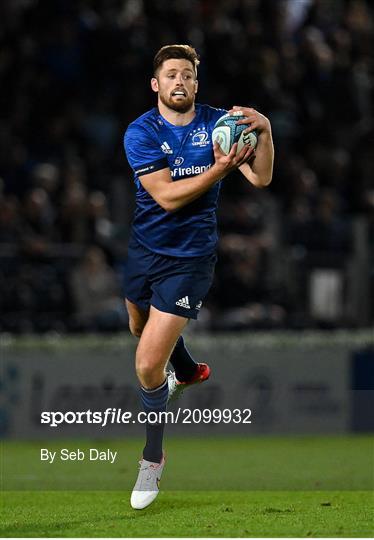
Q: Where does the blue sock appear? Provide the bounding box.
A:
[140,378,168,463]
[169,336,197,382]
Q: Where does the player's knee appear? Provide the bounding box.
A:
[136,354,164,386]
[135,359,154,380]
[129,320,143,338]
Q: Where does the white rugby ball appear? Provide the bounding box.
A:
[212,112,258,155]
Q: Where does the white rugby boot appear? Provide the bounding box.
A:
[130,454,165,510]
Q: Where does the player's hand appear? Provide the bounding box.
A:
[229,106,271,135]
[213,140,255,177]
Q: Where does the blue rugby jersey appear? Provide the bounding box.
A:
[124,103,226,257]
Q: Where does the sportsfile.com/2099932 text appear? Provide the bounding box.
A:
[40,408,252,427]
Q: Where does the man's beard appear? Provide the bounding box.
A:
[159,91,195,113]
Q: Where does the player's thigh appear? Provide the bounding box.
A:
[125,299,149,337]
[136,305,188,371]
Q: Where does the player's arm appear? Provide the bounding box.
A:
[230,106,274,188]
[139,142,253,212]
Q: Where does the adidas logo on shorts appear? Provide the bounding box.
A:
[176,296,190,309]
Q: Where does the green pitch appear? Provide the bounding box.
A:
[1,490,372,537]
[1,436,373,537]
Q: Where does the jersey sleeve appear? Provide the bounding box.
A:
[124,123,168,177]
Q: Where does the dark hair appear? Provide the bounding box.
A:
[153,44,200,76]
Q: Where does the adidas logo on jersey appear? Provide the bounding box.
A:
[176,296,190,309]
[161,141,173,154]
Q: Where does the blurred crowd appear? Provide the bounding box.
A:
[0,0,373,333]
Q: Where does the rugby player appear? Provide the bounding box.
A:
[124,44,274,509]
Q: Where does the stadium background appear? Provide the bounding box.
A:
[0,0,373,332]
[1,0,373,537]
